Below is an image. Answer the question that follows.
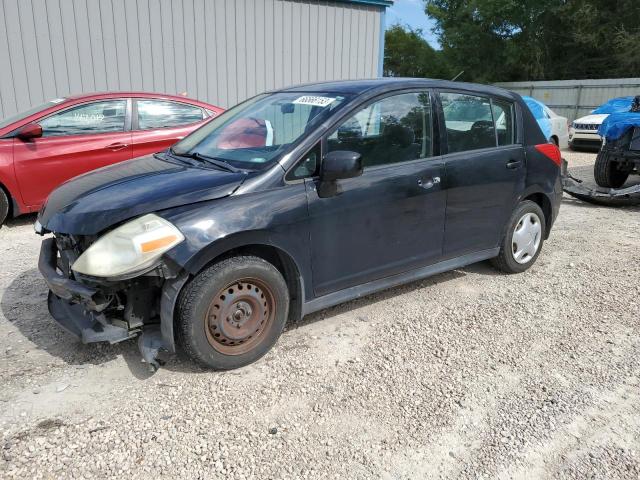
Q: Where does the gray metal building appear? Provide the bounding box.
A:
[0,0,391,118]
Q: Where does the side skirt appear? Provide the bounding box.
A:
[302,248,499,316]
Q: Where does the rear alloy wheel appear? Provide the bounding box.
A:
[491,200,546,274]
[594,150,629,188]
[177,255,289,370]
[0,188,9,227]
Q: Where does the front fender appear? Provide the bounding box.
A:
[0,139,26,215]
[160,184,313,298]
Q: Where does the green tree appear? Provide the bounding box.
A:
[384,25,452,79]
[424,0,640,82]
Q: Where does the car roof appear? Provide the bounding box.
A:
[63,91,222,109]
[0,92,222,137]
[276,78,519,101]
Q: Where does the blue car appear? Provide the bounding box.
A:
[523,96,569,148]
[593,96,640,187]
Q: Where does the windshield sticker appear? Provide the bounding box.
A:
[293,96,336,108]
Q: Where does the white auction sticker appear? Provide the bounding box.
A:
[292,95,336,107]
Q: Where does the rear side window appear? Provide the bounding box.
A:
[441,93,495,153]
[492,100,515,146]
[327,91,433,168]
[137,100,204,129]
[40,100,126,137]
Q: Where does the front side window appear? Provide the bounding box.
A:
[286,143,321,181]
[441,93,495,153]
[172,92,350,170]
[39,100,127,137]
[327,91,432,168]
[137,100,204,129]
[0,98,67,130]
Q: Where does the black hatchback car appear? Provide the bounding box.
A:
[36,79,562,370]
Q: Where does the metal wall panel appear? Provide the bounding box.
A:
[0,0,383,118]
[497,78,640,122]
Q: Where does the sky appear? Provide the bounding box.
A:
[385,0,440,48]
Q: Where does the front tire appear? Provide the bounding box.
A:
[594,150,629,188]
[0,188,9,227]
[177,255,289,370]
[491,200,546,274]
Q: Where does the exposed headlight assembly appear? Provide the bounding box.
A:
[72,214,184,278]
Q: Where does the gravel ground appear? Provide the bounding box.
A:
[1,150,639,479]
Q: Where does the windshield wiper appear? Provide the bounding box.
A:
[168,148,241,173]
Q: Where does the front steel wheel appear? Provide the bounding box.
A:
[177,256,289,370]
[205,278,276,355]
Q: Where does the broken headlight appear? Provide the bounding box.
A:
[72,214,184,278]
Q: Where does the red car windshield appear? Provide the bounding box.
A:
[172,92,351,169]
[0,98,67,130]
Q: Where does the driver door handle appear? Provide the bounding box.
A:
[105,142,129,151]
[418,176,441,190]
[506,159,522,169]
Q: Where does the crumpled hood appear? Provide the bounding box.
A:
[39,154,247,235]
[574,114,609,126]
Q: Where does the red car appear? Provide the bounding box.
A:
[0,92,223,225]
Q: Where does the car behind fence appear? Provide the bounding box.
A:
[497,77,640,122]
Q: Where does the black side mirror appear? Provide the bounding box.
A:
[320,150,363,182]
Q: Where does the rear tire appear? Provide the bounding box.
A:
[176,255,289,370]
[491,200,546,274]
[0,188,9,227]
[594,150,629,188]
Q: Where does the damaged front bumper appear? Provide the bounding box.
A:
[561,159,640,206]
[38,237,188,370]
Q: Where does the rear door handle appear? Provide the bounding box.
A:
[418,176,441,190]
[105,142,129,151]
[506,159,522,169]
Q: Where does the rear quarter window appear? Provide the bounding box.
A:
[136,100,204,129]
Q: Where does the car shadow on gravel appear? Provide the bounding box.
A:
[4,260,497,378]
[289,268,469,331]
[2,213,37,229]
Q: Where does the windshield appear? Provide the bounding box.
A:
[171,92,351,169]
[0,98,67,130]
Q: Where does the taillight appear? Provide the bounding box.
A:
[535,143,562,166]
